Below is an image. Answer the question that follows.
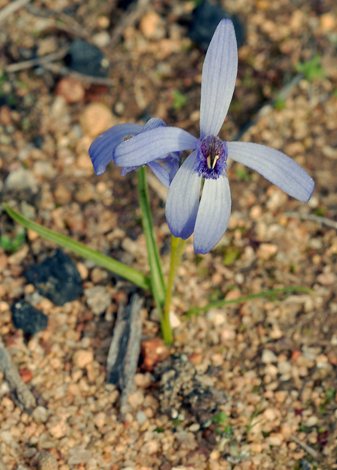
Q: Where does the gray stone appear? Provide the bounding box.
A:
[84,286,111,315]
[5,168,37,192]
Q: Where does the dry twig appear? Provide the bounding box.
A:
[5,46,115,86]
[284,211,337,230]
[109,0,151,48]
[25,4,93,40]
[106,294,143,420]
[42,63,115,86]
[0,0,31,23]
[291,434,319,460]
[0,339,36,409]
[5,46,70,73]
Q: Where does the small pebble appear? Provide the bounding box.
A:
[5,168,37,192]
[257,243,278,260]
[22,448,37,458]
[38,450,58,470]
[84,286,112,315]
[56,78,85,104]
[266,434,283,446]
[316,272,336,286]
[169,311,181,328]
[32,406,48,423]
[141,339,170,371]
[73,350,94,368]
[128,390,144,408]
[80,103,115,138]
[12,302,48,336]
[188,1,244,50]
[206,309,226,326]
[134,372,152,388]
[114,101,125,116]
[92,31,111,47]
[25,249,83,306]
[19,368,32,383]
[136,410,147,425]
[8,245,29,265]
[278,361,291,374]
[33,161,56,178]
[264,408,278,421]
[262,349,277,363]
[139,11,165,40]
[93,412,106,429]
[220,327,236,342]
[305,416,318,427]
[68,446,92,465]
[189,423,200,432]
[142,439,159,454]
[0,430,12,444]
[86,459,98,470]
[76,262,89,280]
[67,39,109,77]
[48,417,68,439]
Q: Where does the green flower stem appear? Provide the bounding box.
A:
[137,166,166,303]
[2,203,151,291]
[162,235,186,344]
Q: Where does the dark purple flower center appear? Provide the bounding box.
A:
[195,135,228,180]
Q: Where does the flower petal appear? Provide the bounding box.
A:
[227,142,315,202]
[114,127,198,167]
[143,117,166,131]
[165,151,201,239]
[193,175,231,254]
[148,162,171,188]
[89,123,143,175]
[163,155,180,184]
[199,19,238,139]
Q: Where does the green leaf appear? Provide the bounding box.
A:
[0,235,13,251]
[186,286,314,317]
[274,96,286,110]
[172,91,188,110]
[223,246,241,266]
[235,167,252,182]
[295,55,326,82]
[2,203,151,291]
[137,167,166,308]
[0,229,26,253]
[213,411,228,425]
[325,389,336,401]
[247,399,265,434]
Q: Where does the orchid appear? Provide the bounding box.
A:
[4,19,316,348]
[89,118,180,188]
[111,19,314,254]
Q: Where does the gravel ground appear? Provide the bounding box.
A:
[0,0,337,469]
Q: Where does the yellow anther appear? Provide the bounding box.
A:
[212,154,219,169]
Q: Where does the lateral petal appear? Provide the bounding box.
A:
[199,19,238,139]
[148,162,171,188]
[193,175,231,254]
[114,127,198,167]
[228,142,315,202]
[165,151,201,239]
[89,123,143,175]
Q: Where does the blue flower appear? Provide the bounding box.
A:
[101,19,315,254]
[89,118,180,188]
